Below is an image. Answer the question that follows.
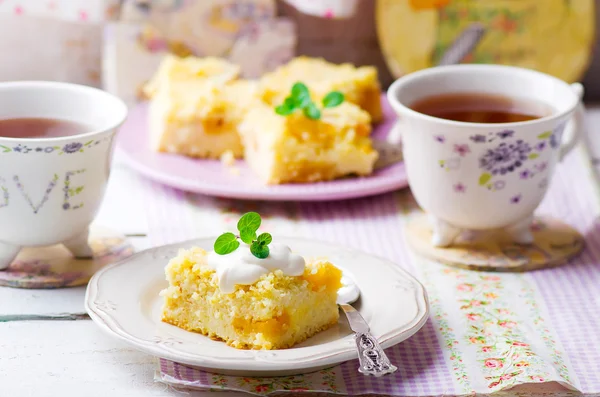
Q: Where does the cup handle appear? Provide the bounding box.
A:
[559,83,586,161]
[387,118,403,146]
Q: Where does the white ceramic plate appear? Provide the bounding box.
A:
[85,238,429,376]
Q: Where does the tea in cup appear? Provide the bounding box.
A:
[0,81,127,269]
[387,64,584,247]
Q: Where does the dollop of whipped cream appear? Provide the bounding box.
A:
[206,243,306,294]
[337,274,360,304]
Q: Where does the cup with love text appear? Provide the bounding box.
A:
[0,81,127,270]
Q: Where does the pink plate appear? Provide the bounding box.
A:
[118,96,407,201]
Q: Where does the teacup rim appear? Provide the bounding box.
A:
[387,64,580,129]
[0,80,128,143]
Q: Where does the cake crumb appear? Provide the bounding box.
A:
[220,150,240,175]
[220,150,236,166]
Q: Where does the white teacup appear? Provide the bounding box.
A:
[0,81,127,269]
[387,65,584,247]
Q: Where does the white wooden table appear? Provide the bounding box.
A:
[2,106,599,396]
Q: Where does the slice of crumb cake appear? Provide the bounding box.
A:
[145,55,256,158]
[148,79,257,158]
[160,212,343,350]
[238,101,378,184]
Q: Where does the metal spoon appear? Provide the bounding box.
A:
[337,273,398,377]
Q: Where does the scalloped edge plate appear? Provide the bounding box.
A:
[85,237,429,376]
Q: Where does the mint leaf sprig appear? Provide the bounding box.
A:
[213,212,273,259]
[275,82,344,120]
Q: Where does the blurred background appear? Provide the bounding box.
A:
[0,0,597,105]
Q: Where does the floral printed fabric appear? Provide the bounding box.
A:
[421,263,577,392]
[157,360,345,396]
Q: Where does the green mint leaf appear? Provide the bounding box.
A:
[256,233,272,245]
[214,233,240,255]
[296,95,312,108]
[284,96,296,107]
[291,82,309,100]
[292,82,312,108]
[303,103,321,120]
[322,91,344,108]
[275,104,294,116]
[250,241,270,259]
[275,96,301,116]
[240,229,257,244]
[237,212,261,235]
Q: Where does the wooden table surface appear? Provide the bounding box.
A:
[2,105,599,396]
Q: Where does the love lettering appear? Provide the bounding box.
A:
[1,169,86,214]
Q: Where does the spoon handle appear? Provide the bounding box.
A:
[437,22,486,66]
[354,332,398,377]
[340,304,398,377]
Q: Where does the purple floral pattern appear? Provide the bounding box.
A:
[549,122,566,150]
[470,130,516,145]
[470,134,486,143]
[497,130,514,139]
[472,127,562,196]
[510,194,522,204]
[442,126,562,198]
[63,169,86,211]
[479,141,531,176]
[14,174,59,214]
[0,136,110,155]
[535,142,546,152]
[62,142,83,153]
[519,169,532,179]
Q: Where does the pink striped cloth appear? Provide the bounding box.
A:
[144,147,600,396]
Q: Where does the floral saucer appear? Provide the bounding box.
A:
[0,227,133,289]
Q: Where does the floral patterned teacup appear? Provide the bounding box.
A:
[0,81,127,270]
[387,64,584,247]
